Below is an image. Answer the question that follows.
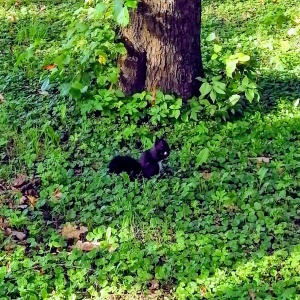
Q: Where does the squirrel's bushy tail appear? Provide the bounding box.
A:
[108,155,142,179]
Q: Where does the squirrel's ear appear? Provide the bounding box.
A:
[155,137,161,145]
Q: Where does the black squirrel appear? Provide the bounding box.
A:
[108,138,170,179]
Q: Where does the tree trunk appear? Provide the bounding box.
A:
[119,0,204,101]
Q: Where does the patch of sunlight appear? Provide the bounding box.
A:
[175,244,300,297]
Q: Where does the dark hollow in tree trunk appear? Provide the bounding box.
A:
[119,0,204,101]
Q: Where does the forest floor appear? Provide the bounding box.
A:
[1,0,300,299]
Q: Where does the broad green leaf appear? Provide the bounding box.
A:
[106,227,112,240]
[170,99,182,109]
[196,148,209,166]
[230,53,250,62]
[245,89,255,102]
[190,110,198,121]
[228,94,240,106]
[214,44,222,53]
[125,0,138,8]
[60,83,71,96]
[226,59,238,77]
[164,95,174,101]
[248,82,257,89]
[257,167,268,182]
[41,78,50,91]
[72,81,84,90]
[213,80,226,90]
[95,3,106,17]
[200,82,212,96]
[211,53,218,60]
[210,90,217,102]
[174,110,180,119]
[0,266,6,281]
[213,84,226,95]
[115,90,125,97]
[76,22,88,33]
[114,0,129,27]
[210,105,216,116]
[212,75,223,81]
[81,86,88,93]
[237,53,250,62]
[254,202,262,211]
[206,32,216,42]
[242,76,249,86]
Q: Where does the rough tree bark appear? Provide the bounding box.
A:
[119,0,204,101]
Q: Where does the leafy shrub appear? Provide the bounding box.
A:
[43,1,126,100]
[81,88,183,123]
[197,32,260,120]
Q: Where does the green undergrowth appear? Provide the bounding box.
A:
[1,0,300,299]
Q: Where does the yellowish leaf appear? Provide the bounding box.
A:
[98,55,106,65]
[280,40,290,52]
[287,28,296,36]
[108,243,118,253]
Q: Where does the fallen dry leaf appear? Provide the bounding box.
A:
[250,157,271,163]
[12,174,27,188]
[248,290,256,300]
[61,224,88,240]
[108,243,118,253]
[12,230,26,241]
[0,217,9,229]
[38,90,49,96]
[19,196,27,205]
[149,279,159,291]
[6,228,26,241]
[8,15,16,22]
[72,240,100,251]
[4,243,15,251]
[52,188,62,200]
[200,286,207,296]
[27,195,38,207]
[0,94,5,103]
[202,170,212,179]
[42,64,56,70]
[224,204,239,212]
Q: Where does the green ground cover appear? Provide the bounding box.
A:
[0,0,300,299]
